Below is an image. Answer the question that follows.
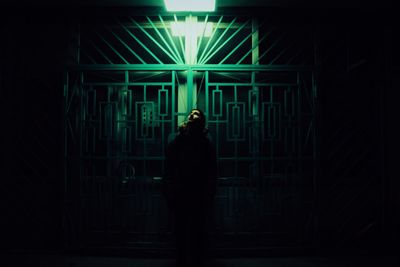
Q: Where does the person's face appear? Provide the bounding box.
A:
[188,110,201,123]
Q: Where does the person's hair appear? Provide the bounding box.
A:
[178,108,208,135]
[191,108,205,129]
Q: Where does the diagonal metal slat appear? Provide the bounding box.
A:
[202,19,251,64]
[107,26,146,64]
[118,19,163,64]
[159,15,184,64]
[286,45,306,65]
[88,38,113,64]
[196,15,209,61]
[173,15,186,63]
[219,23,257,65]
[254,32,287,64]
[81,49,97,64]
[146,16,183,64]
[130,17,178,64]
[95,30,129,64]
[201,19,250,65]
[236,29,272,65]
[199,16,235,64]
[197,16,224,64]
[268,39,295,65]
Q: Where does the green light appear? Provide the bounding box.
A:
[164,0,216,12]
[171,21,213,37]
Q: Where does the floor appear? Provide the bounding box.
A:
[1,253,398,267]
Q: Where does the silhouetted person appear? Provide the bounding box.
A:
[163,109,217,267]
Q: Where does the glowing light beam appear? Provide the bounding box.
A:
[170,21,213,37]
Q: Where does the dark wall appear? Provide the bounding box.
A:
[316,21,394,254]
[0,5,396,255]
[1,7,69,250]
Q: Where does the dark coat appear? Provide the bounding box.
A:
[163,130,217,212]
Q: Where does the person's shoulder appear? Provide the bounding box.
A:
[167,132,179,144]
[168,132,187,148]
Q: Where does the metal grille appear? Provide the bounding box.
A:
[64,13,317,251]
[78,15,314,66]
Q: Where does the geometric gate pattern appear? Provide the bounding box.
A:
[64,13,317,251]
[203,71,316,248]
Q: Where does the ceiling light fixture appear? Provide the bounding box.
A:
[164,0,216,12]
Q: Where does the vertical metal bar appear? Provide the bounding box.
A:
[195,71,206,103]
[269,106,275,138]
[122,71,130,154]
[205,71,209,124]
[172,71,176,132]
[175,71,187,113]
[198,16,224,64]
[174,15,186,64]
[251,18,260,207]
[203,19,250,65]
[199,17,237,64]
[146,16,181,64]
[252,19,259,65]
[158,85,169,116]
[143,85,147,179]
[233,85,239,234]
[106,86,112,177]
[159,15,184,64]
[187,68,193,110]
[212,87,215,117]
[212,86,222,117]
[236,32,269,65]
[161,83,165,175]
[270,85,274,180]
[231,105,236,138]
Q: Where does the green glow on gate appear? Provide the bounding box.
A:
[171,21,213,37]
[164,0,216,12]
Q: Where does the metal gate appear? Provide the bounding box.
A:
[64,14,317,251]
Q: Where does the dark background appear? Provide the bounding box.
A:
[0,1,397,260]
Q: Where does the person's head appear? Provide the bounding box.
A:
[187,108,205,129]
[179,108,207,135]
